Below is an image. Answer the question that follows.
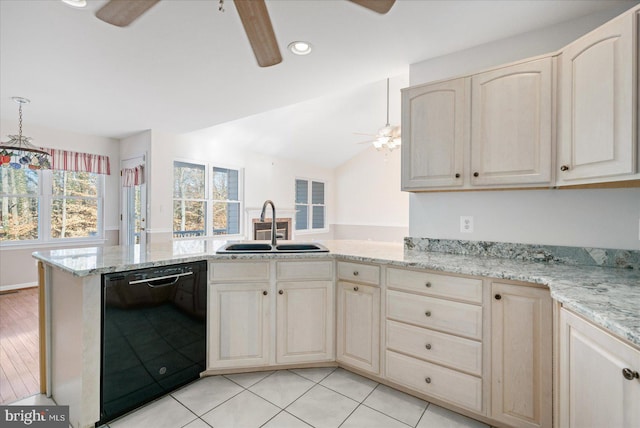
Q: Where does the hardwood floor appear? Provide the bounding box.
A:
[0,287,40,404]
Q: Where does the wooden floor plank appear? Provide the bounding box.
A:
[0,287,40,404]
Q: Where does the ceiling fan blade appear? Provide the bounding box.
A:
[234,0,282,67]
[96,0,160,27]
[348,0,396,14]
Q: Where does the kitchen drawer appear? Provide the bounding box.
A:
[387,268,482,304]
[209,261,270,282]
[277,260,333,280]
[386,320,482,376]
[387,290,482,340]
[337,261,380,285]
[386,350,482,413]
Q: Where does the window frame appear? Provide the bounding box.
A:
[172,159,244,240]
[294,177,328,234]
[0,169,105,248]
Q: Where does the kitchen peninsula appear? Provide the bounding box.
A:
[34,239,640,428]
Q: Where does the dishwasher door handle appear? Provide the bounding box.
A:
[128,271,193,286]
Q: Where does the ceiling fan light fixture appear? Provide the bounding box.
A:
[61,0,87,8]
[288,41,313,56]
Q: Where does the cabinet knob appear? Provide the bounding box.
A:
[455,173,460,178]
[560,165,570,172]
[425,311,431,317]
[622,368,639,380]
[495,294,502,300]
[354,286,359,292]
[263,291,268,296]
[425,343,432,350]
[278,290,284,295]
[425,282,432,288]
[425,377,431,384]
[473,172,479,177]
[353,271,359,276]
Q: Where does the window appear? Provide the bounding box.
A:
[295,178,326,231]
[173,161,243,239]
[1,168,103,243]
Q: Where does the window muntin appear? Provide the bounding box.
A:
[212,167,240,235]
[1,169,103,244]
[173,162,206,238]
[295,179,326,231]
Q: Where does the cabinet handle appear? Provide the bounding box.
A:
[455,173,460,178]
[425,343,432,350]
[425,282,432,288]
[353,271,359,276]
[560,165,570,171]
[425,311,431,317]
[263,291,268,296]
[354,286,359,291]
[278,290,284,295]
[495,294,502,300]
[425,377,431,384]
[622,368,639,380]
[473,172,479,177]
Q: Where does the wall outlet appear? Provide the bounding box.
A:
[460,216,474,233]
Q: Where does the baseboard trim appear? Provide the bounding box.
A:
[0,282,38,292]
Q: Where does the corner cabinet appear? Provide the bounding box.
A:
[401,78,467,190]
[490,281,553,428]
[559,308,640,428]
[557,10,638,185]
[336,261,381,374]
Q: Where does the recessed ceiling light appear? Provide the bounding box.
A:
[61,0,87,8]
[288,41,313,56]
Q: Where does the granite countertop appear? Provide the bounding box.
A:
[33,239,640,348]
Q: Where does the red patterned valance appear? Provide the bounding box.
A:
[121,165,144,187]
[44,148,111,175]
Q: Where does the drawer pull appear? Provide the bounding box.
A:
[495,294,502,300]
[622,368,639,380]
[560,165,570,171]
[354,286,359,291]
[425,343,432,350]
[425,282,432,288]
[425,311,431,317]
[353,271,359,276]
[263,291,268,296]
[278,290,284,295]
[425,377,431,384]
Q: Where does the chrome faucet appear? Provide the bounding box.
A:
[259,200,277,247]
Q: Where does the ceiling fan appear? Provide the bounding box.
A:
[355,78,401,151]
[95,0,396,67]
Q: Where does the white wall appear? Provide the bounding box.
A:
[0,120,120,288]
[408,4,640,251]
[334,146,408,241]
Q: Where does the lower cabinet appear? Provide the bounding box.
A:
[560,308,640,428]
[336,281,380,374]
[490,281,553,428]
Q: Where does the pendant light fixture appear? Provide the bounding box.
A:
[372,78,401,152]
[0,97,51,170]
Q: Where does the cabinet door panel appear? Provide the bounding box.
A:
[401,78,467,189]
[471,57,553,186]
[208,283,270,369]
[557,11,636,183]
[336,282,380,373]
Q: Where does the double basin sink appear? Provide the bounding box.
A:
[216,242,329,254]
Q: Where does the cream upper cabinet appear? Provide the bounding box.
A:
[560,308,640,428]
[470,57,553,186]
[401,78,467,189]
[490,281,552,428]
[276,280,334,364]
[336,280,380,374]
[557,10,637,185]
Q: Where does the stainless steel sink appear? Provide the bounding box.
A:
[216,242,329,254]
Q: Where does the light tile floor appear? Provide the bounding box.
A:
[7,368,491,428]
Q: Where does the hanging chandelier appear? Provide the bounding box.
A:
[0,97,51,170]
[372,78,401,152]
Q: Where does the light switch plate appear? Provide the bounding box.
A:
[460,216,474,233]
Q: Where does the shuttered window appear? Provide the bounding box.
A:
[295,179,326,231]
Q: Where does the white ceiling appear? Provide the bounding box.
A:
[0,0,636,168]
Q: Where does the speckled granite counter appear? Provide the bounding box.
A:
[33,239,640,348]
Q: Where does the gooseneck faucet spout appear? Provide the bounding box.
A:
[259,200,277,247]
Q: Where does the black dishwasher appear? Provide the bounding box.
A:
[100,261,207,425]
